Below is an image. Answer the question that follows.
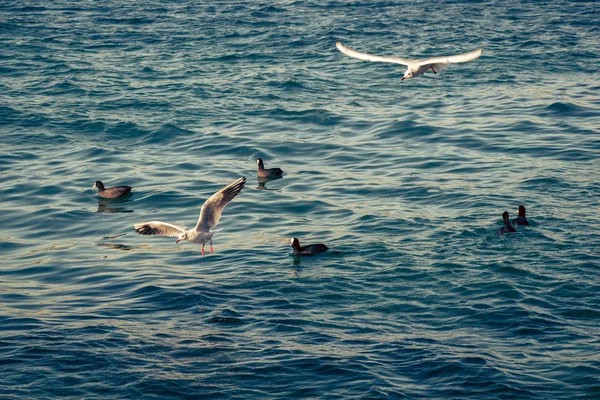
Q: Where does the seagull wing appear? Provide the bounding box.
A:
[195,177,246,232]
[420,48,483,67]
[336,41,411,66]
[133,221,186,237]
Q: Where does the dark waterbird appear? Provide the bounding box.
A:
[290,237,328,256]
[498,211,517,234]
[512,205,529,226]
[257,158,283,179]
[92,180,132,199]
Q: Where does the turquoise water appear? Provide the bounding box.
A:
[1,1,599,398]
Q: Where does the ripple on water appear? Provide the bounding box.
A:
[1,1,599,399]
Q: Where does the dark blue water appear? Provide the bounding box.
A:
[1,1,599,398]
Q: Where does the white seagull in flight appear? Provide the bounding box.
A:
[336,40,482,81]
[133,177,246,255]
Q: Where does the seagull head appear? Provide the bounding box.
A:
[176,232,188,244]
[401,70,414,81]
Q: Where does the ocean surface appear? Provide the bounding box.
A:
[1,1,599,398]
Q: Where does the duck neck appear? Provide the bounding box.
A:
[291,240,300,253]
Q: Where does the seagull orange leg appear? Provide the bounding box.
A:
[210,240,214,254]
[201,243,205,256]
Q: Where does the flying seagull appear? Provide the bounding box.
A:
[133,177,246,255]
[335,40,482,81]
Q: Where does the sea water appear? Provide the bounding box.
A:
[1,1,599,398]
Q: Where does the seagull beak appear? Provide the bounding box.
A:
[401,77,406,81]
[175,238,181,243]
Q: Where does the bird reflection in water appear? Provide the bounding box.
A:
[256,175,283,191]
[98,242,135,251]
[98,234,133,251]
[97,198,134,213]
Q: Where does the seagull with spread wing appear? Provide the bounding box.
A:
[133,177,246,255]
[336,40,482,81]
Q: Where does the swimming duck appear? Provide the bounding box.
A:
[93,181,132,199]
[290,237,328,256]
[257,158,283,179]
[498,211,516,234]
[512,205,529,226]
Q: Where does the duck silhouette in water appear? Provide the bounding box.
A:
[290,237,328,256]
[512,205,529,226]
[93,181,132,199]
[498,211,516,234]
[257,158,283,179]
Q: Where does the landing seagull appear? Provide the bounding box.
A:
[335,40,482,81]
[133,177,246,255]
